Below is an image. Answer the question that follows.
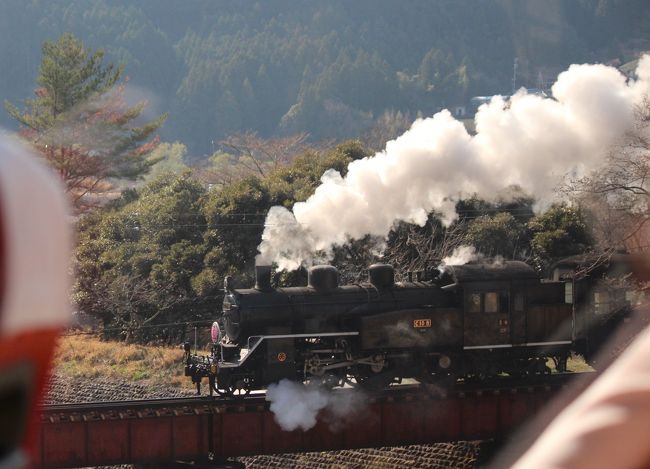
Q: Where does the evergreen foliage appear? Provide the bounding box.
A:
[74,173,208,342]
[5,32,121,130]
[528,204,592,269]
[5,32,167,211]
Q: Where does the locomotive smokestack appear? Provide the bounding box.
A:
[255,265,273,291]
[308,265,339,292]
[368,264,394,289]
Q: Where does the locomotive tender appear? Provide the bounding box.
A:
[185,260,619,396]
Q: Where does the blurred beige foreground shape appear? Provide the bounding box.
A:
[0,134,71,468]
[513,319,650,468]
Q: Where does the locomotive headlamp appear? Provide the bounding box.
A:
[438,354,452,370]
[211,322,221,343]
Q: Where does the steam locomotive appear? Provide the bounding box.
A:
[184,260,631,396]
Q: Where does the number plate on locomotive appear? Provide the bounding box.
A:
[413,319,432,328]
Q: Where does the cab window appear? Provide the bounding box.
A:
[484,292,499,313]
[514,293,525,312]
[594,290,610,315]
[468,293,481,313]
[565,282,573,304]
[467,291,504,313]
[499,291,510,313]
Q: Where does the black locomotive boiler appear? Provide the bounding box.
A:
[184,260,611,396]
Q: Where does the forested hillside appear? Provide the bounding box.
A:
[1,0,648,155]
[2,0,645,343]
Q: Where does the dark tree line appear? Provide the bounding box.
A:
[1,0,648,154]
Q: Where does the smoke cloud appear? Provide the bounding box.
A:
[258,57,650,270]
[441,245,480,266]
[266,379,365,431]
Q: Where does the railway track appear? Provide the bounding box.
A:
[41,372,587,413]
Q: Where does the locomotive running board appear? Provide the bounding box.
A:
[463,344,513,350]
[524,341,572,347]
[463,340,571,350]
[219,331,359,369]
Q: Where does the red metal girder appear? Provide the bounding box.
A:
[86,420,129,466]
[220,412,263,456]
[460,395,500,439]
[36,380,573,467]
[172,415,205,460]
[499,392,535,431]
[343,403,382,448]
[382,401,425,446]
[42,422,87,468]
[422,398,461,442]
[130,417,173,462]
[261,413,303,454]
[531,390,553,412]
[302,418,345,452]
[33,426,44,467]
[210,412,223,456]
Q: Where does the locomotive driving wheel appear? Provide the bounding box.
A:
[307,373,344,389]
[350,371,398,391]
[552,354,568,373]
[212,378,251,397]
[348,354,397,391]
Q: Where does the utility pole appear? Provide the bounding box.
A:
[512,58,518,94]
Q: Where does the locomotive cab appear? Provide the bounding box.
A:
[551,253,637,362]
[442,261,573,375]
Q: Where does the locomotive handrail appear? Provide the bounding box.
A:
[361,283,380,303]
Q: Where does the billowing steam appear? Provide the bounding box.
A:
[441,245,480,266]
[439,245,507,267]
[258,57,650,270]
[266,379,365,431]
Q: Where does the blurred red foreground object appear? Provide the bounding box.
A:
[0,136,71,467]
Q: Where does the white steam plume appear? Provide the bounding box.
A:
[266,379,365,432]
[258,57,650,270]
[441,245,480,266]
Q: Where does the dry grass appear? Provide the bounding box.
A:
[53,334,191,389]
[566,354,594,373]
[546,353,593,373]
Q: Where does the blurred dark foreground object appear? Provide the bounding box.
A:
[0,136,71,467]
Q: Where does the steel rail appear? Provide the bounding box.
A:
[40,372,588,415]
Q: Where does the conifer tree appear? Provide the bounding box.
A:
[5,33,167,211]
